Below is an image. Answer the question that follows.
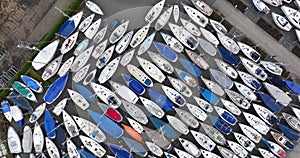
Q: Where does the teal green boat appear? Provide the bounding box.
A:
[12,81,37,102]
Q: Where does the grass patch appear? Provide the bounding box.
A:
[27,69,51,86]
[257,18,283,41]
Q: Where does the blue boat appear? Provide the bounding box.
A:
[77,148,97,158]
[58,11,83,38]
[278,123,299,141]
[147,88,174,111]
[257,91,281,113]
[109,144,134,158]
[209,115,232,135]
[21,75,43,93]
[88,110,123,138]
[215,107,237,125]
[149,116,177,139]
[74,82,95,102]
[284,80,300,95]
[1,100,11,122]
[55,125,66,150]
[7,92,32,111]
[44,109,56,139]
[267,72,285,90]
[121,74,145,95]
[178,57,202,77]
[217,45,241,68]
[153,41,178,62]
[122,136,148,157]
[199,87,219,105]
[44,73,68,104]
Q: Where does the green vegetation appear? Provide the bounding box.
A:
[257,19,283,41]
[28,69,51,86]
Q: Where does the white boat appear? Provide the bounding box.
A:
[201,76,224,96]
[71,45,92,72]
[92,39,107,59]
[115,30,134,54]
[233,132,255,152]
[127,117,144,133]
[271,12,292,31]
[62,110,79,137]
[155,6,173,31]
[175,108,199,128]
[10,105,23,126]
[167,115,189,135]
[110,80,138,104]
[52,98,68,116]
[145,0,165,23]
[73,115,106,143]
[217,33,240,54]
[217,146,238,158]
[57,56,74,77]
[174,147,194,158]
[234,81,257,101]
[167,76,192,97]
[60,31,79,54]
[262,0,282,7]
[29,103,46,123]
[282,112,300,132]
[98,57,120,84]
[93,26,108,44]
[210,68,234,89]
[178,138,201,157]
[162,85,186,106]
[174,68,198,88]
[201,149,222,158]
[295,0,300,9]
[41,54,63,81]
[185,49,209,70]
[33,122,44,153]
[270,131,294,150]
[210,19,227,34]
[137,32,156,55]
[148,51,174,74]
[263,82,291,106]
[186,103,208,121]
[237,70,261,90]
[198,38,217,56]
[140,96,165,119]
[90,82,121,109]
[253,103,277,125]
[137,56,165,83]
[199,27,219,46]
[258,148,277,158]
[7,126,21,154]
[281,5,300,29]
[296,29,300,43]
[83,68,97,85]
[180,18,201,37]
[32,40,59,70]
[183,4,209,27]
[220,98,241,116]
[260,60,283,75]
[109,20,129,44]
[79,135,106,157]
[86,0,104,15]
[227,140,248,158]
[173,5,179,23]
[66,139,80,158]
[240,56,267,81]
[160,32,184,53]
[253,0,270,14]
[96,45,114,69]
[120,49,135,67]
[130,23,150,48]
[225,89,251,109]
[239,123,262,144]
[78,14,95,32]
[214,58,238,79]
[191,0,214,16]
[215,106,237,125]
[122,100,148,124]
[191,130,216,151]
[145,141,163,157]
[67,89,89,110]
[292,107,300,119]
[73,64,90,83]
[45,137,60,158]
[127,64,153,87]
[237,42,261,62]
[193,96,214,113]
[84,18,101,39]
[201,122,226,145]
[22,126,32,153]
[243,112,270,135]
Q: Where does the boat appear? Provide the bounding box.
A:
[22,126,32,153]
[74,82,95,102]
[88,110,123,138]
[55,125,66,150]
[145,0,165,23]
[190,130,216,151]
[130,23,150,48]
[147,88,174,111]
[148,51,174,74]
[66,139,80,158]
[227,140,248,158]
[78,14,95,32]
[7,92,32,111]
[62,110,79,137]
[198,38,218,56]
[148,116,176,139]
[253,103,277,125]
[174,107,199,128]
[98,102,123,122]
[258,148,277,158]
[209,115,232,135]
[220,98,241,116]
[178,138,201,157]
[209,68,234,89]
[262,0,282,6]
[201,149,222,158]
[201,122,226,145]
[257,91,282,113]
[155,6,173,30]
[86,0,103,15]
[73,39,89,56]
[52,98,68,116]
[201,76,224,96]
[73,64,90,83]
[137,32,156,55]
[193,96,214,112]
[252,0,270,14]
[296,0,300,8]
[77,148,97,158]
[266,72,284,90]
[109,143,134,158]
[60,31,79,54]
[179,57,202,77]
[127,64,153,87]
[191,0,213,16]
[136,56,165,83]
[93,26,108,44]
[29,103,46,123]
[79,135,106,157]
[175,68,198,87]
[271,12,292,31]
[278,123,299,141]
[109,20,129,44]
[1,100,12,122]
[160,32,184,53]
[260,60,283,75]
[10,105,24,127]
[214,58,238,79]
[182,4,208,27]
[44,109,56,139]
[95,44,114,69]
[41,54,63,81]
[165,152,177,158]
[296,29,300,43]
[173,4,179,23]
[67,89,89,110]
[292,107,300,119]
[199,87,220,105]
[210,19,227,34]
[237,42,261,62]
[199,27,219,46]
[167,76,192,97]
[127,117,144,134]
[217,45,241,68]
[110,80,138,104]
[215,106,237,125]
[185,49,209,70]
[7,126,21,153]
[168,22,199,50]
[243,112,270,135]
[57,56,74,77]
[140,96,165,119]
[122,124,143,142]
[71,45,93,72]
[162,85,186,107]
[153,41,178,62]
[32,40,59,70]
[262,138,286,158]
[33,122,44,153]
[282,112,300,132]
[121,73,145,95]
[45,137,60,158]
[284,79,300,94]
[122,100,148,124]
[115,30,134,54]
[240,56,267,81]
[237,70,261,90]
[186,103,208,121]
[98,57,120,84]
[120,49,135,67]
[174,148,194,158]
[122,137,148,157]
[239,123,262,143]
[271,131,294,150]
[180,18,201,37]
[90,82,121,109]
[21,75,43,93]
[217,146,237,158]
[58,11,83,38]
[281,5,300,29]
[264,82,291,106]
[144,125,172,150]
[234,81,257,101]
[233,132,255,152]
[217,33,240,54]
[92,39,107,59]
